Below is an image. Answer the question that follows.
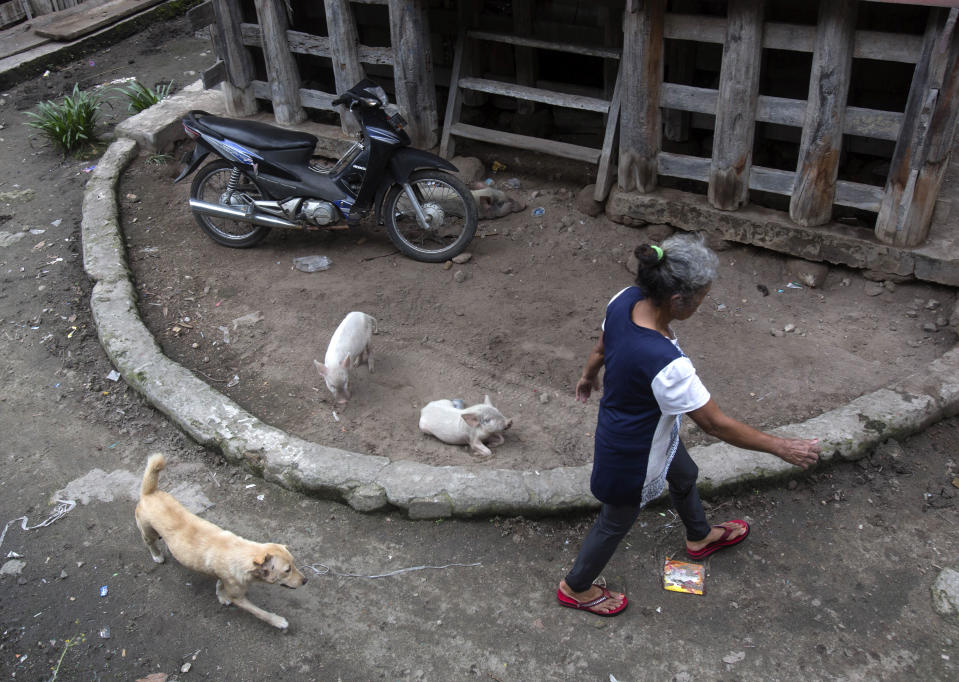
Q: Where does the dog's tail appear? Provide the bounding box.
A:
[140,453,166,498]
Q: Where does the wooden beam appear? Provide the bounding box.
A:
[876,9,959,247]
[789,0,858,227]
[661,83,903,141]
[450,123,601,164]
[457,78,610,112]
[187,0,214,31]
[594,65,623,202]
[252,0,305,125]
[664,12,924,64]
[325,0,364,134]
[239,24,394,65]
[388,0,438,148]
[708,0,764,211]
[439,31,467,159]
[619,0,665,193]
[466,31,621,60]
[210,0,256,117]
[202,60,226,89]
[658,153,884,212]
[513,0,535,116]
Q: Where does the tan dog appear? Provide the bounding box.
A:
[135,454,306,630]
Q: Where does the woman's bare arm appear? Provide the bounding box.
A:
[576,335,605,403]
[688,399,820,469]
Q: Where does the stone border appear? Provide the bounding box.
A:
[81,93,959,519]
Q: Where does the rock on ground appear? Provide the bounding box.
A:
[932,567,959,623]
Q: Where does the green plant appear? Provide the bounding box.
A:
[49,632,86,681]
[147,152,173,165]
[116,80,174,113]
[24,84,102,155]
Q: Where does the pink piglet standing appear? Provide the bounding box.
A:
[314,311,376,404]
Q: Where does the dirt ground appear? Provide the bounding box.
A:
[2,13,959,682]
[120,148,956,470]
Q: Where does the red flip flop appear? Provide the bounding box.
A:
[686,520,750,560]
[556,586,628,617]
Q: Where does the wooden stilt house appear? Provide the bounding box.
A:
[190,0,959,284]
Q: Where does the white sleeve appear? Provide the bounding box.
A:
[652,357,711,415]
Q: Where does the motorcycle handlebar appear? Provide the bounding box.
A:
[331,94,381,109]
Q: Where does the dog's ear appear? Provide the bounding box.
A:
[252,552,276,582]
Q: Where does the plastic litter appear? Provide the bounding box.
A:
[99,585,108,597]
[662,557,704,595]
[226,374,239,388]
[532,207,545,217]
[786,281,803,289]
[82,165,96,173]
[99,627,111,639]
[483,178,494,186]
[51,219,62,227]
[503,177,521,190]
[491,161,507,172]
[293,255,332,272]
[304,561,481,579]
[0,499,76,551]
[106,370,121,382]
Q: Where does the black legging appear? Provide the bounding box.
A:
[564,440,712,593]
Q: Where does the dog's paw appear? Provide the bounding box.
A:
[151,554,165,564]
[272,616,289,630]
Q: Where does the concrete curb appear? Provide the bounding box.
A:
[81,95,959,519]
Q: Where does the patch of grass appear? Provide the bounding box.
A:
[116,80,174,113]
[147,152,173,165]
[24,84,102,155]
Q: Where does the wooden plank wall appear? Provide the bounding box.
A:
[196,0,958,250]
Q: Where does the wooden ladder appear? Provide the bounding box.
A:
[439,30,622,202]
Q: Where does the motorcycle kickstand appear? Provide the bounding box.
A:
[402,183,432,231]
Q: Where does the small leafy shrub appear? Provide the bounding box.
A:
[117,80,174,113]
[25,84,102,155]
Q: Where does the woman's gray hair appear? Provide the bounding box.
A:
[633,233,718,305]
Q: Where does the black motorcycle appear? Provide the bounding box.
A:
[174,80,477,262]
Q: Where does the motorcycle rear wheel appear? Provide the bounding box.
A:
[190,160,271,248]
[383,170,477,263]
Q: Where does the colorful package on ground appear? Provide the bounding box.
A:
[663,557,705,595]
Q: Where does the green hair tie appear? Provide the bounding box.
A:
[650,245,664,261]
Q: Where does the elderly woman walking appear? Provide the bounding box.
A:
[557,234,820,617]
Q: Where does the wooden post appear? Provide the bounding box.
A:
[875,9,959,247]
[253,0,306,125]
[514,0,536,116]
[325,0,364,134]
[619,0,665,194]
[788,0,857,227]
[439,31,468,159]
[211,0,257,116]
[708,0,764,211]
[388,0,438,148]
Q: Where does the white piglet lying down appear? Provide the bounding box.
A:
[314,311,376,404]
[419,395,513,457]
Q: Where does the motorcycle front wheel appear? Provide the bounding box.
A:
[190,160,271,248]
[382,170,477,263]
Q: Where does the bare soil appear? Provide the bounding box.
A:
[120,152,957,470]
[2,14,959,682]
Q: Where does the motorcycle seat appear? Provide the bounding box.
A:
[195,115,318,151]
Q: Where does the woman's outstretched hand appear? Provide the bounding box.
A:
[776,438,821,469]
[576,376,600,403]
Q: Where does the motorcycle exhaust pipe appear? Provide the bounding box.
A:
[188,199,299,229]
